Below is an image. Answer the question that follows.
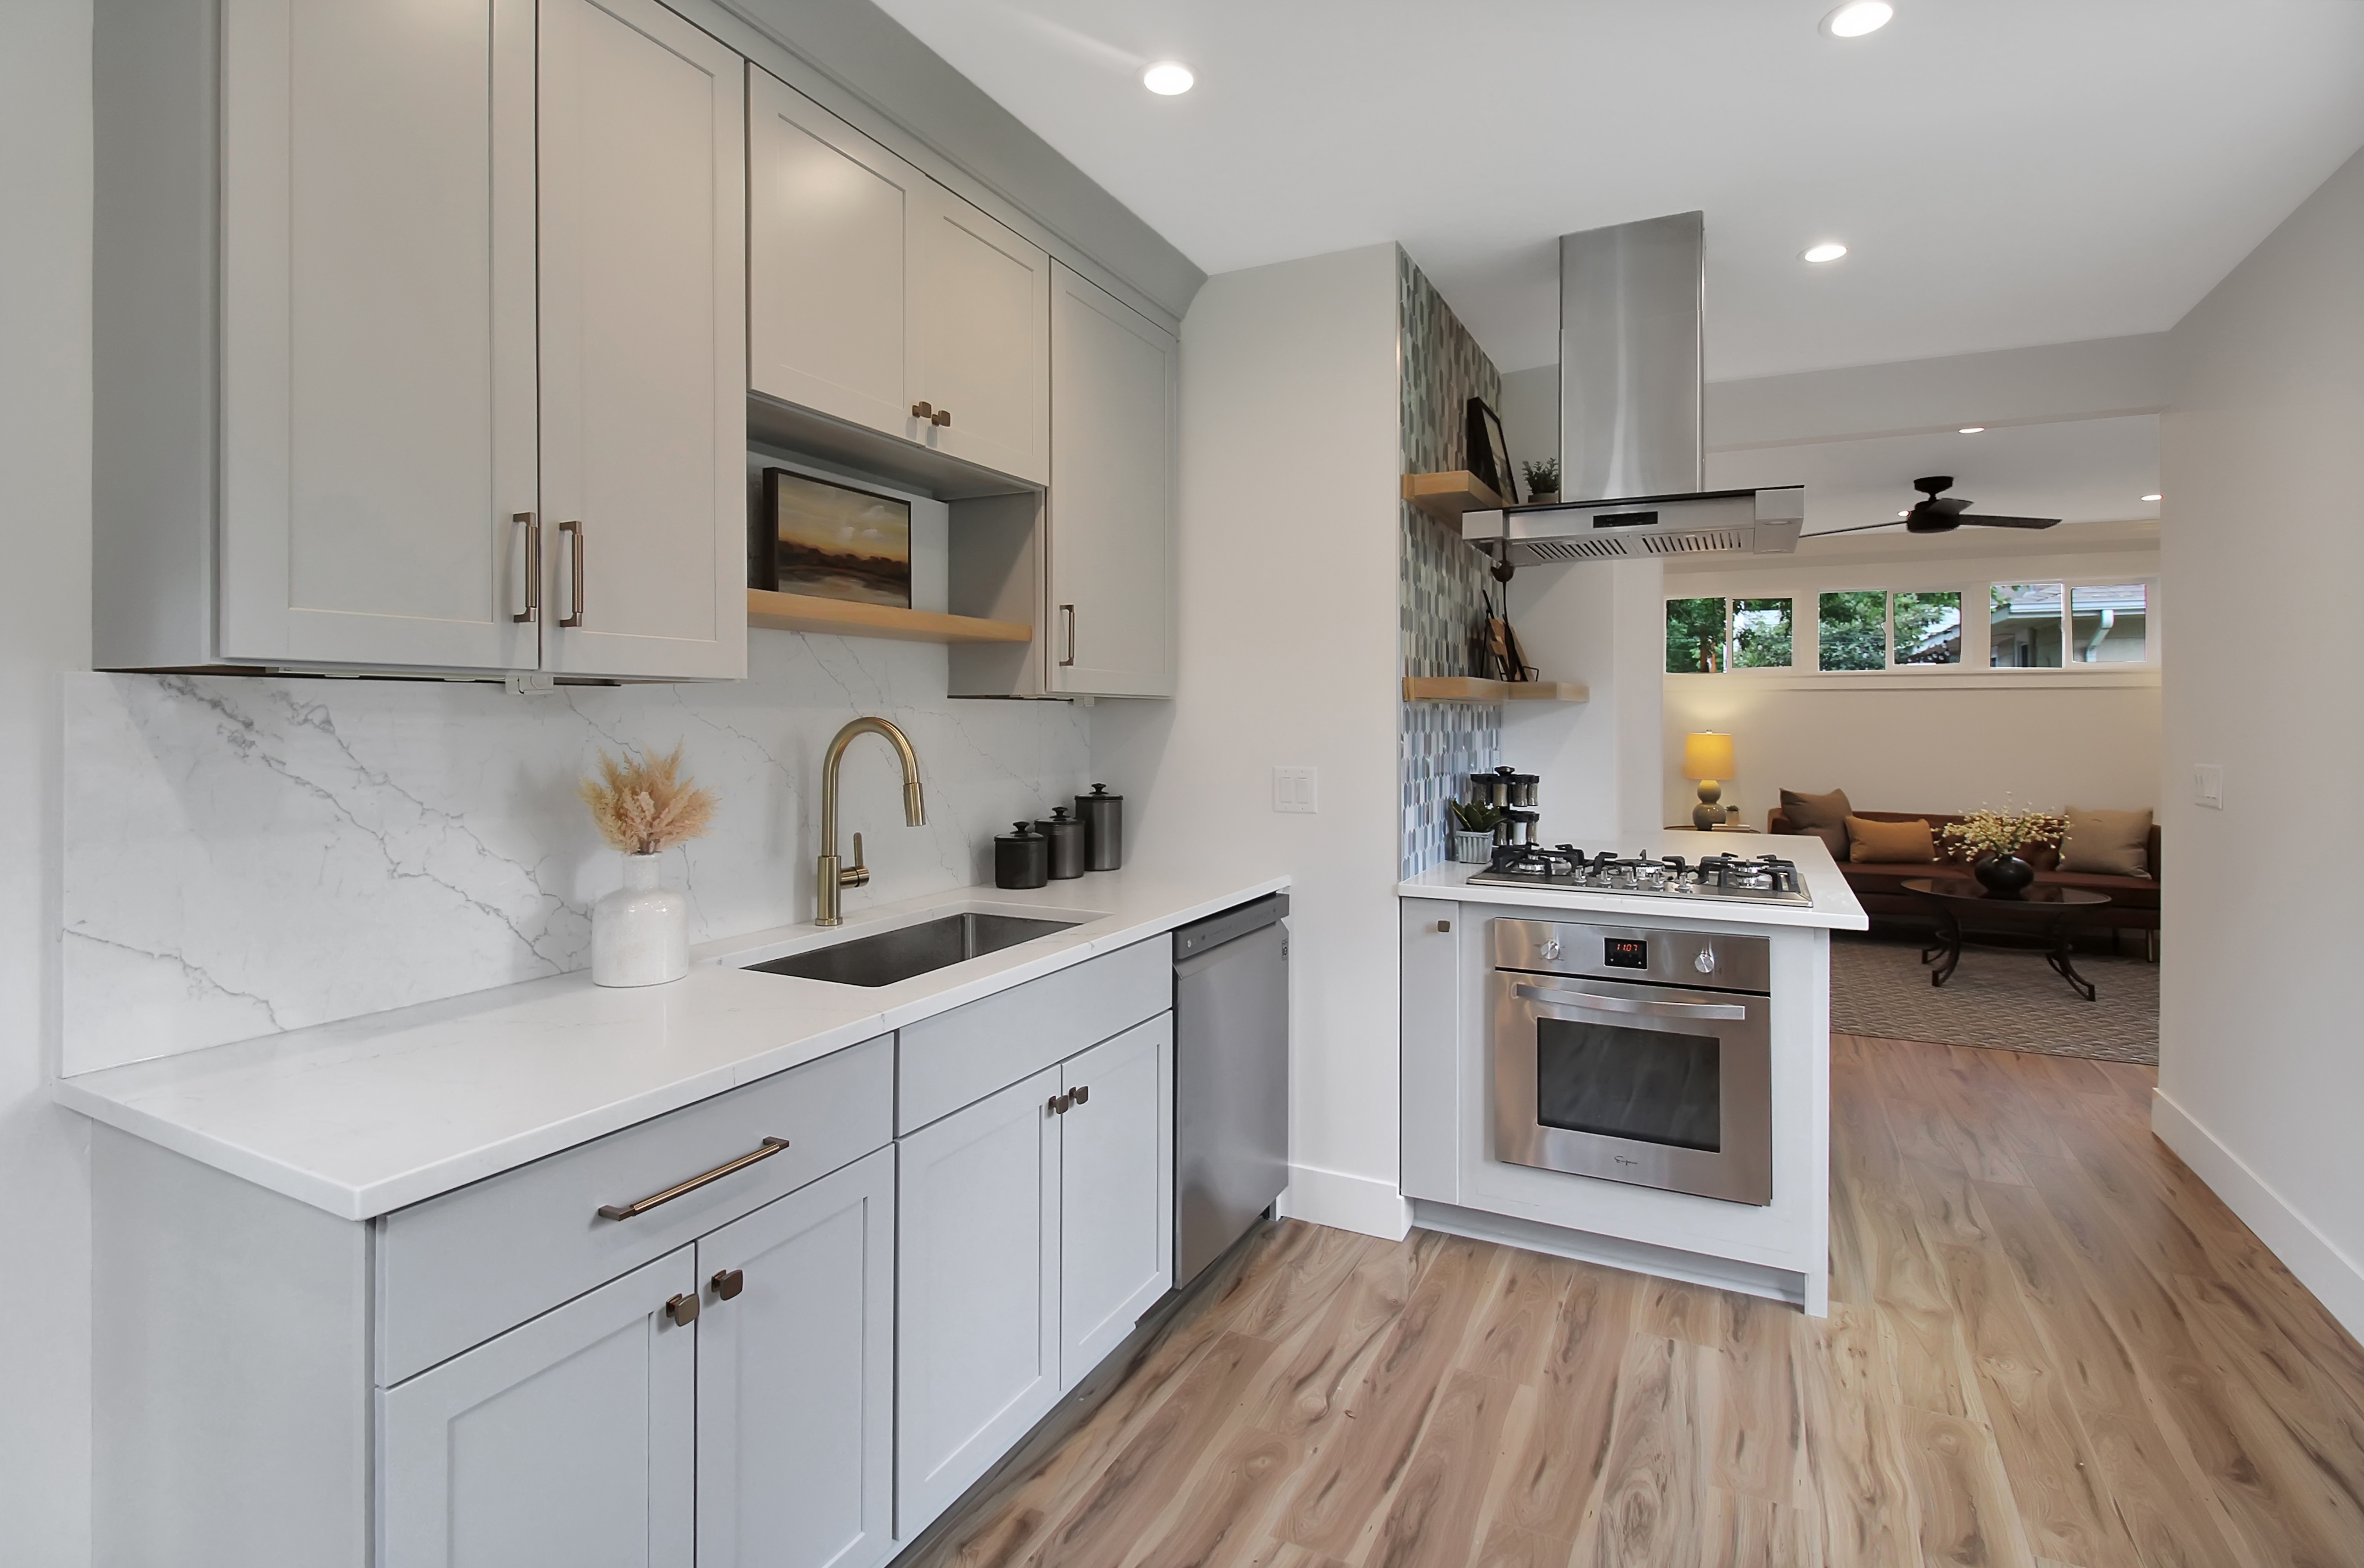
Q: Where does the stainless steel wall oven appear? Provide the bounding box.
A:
[1490,918,1773,1206]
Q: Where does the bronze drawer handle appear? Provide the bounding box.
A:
[596,1137,789,1221]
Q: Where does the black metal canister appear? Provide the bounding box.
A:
[994,821,1048,889]
[1035,806,1087,879]
[1076,783,1124,872]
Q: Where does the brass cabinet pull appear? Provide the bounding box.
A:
[558,519,585,628]
[930,407,951,427]
[512,513,540,624]
[1070,1084,1088,1106]
[911,401,934,420]
[665,1292,700,1327]
[1048,1092,1072,1115]
[596,1137,789,1221]
[711,1268,744,1301]
[1059,605,1076,667]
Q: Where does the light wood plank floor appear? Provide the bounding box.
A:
[910,1036,2364,1568]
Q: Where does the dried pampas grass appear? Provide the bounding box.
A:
[578,743,718,856]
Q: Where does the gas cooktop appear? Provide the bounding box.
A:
[1463,845,1812,906]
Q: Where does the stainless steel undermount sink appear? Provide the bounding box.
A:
[742,913,1082,988]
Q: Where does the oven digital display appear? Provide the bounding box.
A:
[1602,938,1648,969]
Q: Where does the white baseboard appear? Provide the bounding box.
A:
[1276,1163,1411,1242]
[2152,1087,2364,1340]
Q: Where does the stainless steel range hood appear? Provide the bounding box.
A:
[1465,211,1802,563]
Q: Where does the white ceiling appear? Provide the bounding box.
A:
[866,0,2364,379]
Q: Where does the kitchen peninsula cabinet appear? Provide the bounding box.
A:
[749,71,1050,487]
[94,0,745,680]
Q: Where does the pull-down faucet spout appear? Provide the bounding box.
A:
[816,717,927,927]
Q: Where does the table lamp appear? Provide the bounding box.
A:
[1682,732,1736,831]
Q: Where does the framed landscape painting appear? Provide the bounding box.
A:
[755,468,912,608]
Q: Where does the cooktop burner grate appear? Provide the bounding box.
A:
[1464,845,1812,906]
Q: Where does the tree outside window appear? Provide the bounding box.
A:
[1818,591,1886,671]
[1729,599,1793,668]
[1893,591,1963,665]
[1665,597,1725,673]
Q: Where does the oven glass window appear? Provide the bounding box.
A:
[1534,1019,1722,1152]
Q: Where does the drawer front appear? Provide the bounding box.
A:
[377,1036,892,1386]
[898,938,1169,1134]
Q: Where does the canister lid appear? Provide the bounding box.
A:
[998,820,1043,841]
[1084,782,1121,800]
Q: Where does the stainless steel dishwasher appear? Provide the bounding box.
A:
[1172,894,1290,1288]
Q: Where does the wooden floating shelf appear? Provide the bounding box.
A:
[747,589,1032,646]
[1401,470,1506,521]
[1402,676,1589,704]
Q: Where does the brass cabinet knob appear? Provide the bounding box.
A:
[930,407,951,427]
[665,1291,700,1327]
[1048,1092,1072,1115]
[1070,1084,1088,1105]
[711,1268,744,1302]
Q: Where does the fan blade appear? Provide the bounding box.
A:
[1801,521,1908,537]
[1927,496,1972,517]
[1958,513,2059,529]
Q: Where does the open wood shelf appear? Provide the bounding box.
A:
[1401,471,1507,520]
[747,589,1032,645]
[1402,676,1589,704]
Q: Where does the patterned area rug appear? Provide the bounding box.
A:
[1830,932,2159,1065]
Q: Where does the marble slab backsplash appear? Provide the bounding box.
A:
[63,636,1091,1075]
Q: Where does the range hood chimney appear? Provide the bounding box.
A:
[1466,211,1802,563]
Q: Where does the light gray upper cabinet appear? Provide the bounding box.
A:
[209,0,542,673]
[95,0,746,679]
[379,1247,699,1567]
[1047,264,1178,698]
[697,1146,896,1568]
[895,1065,1065,1536]
[536,0,747,681]
[748,72,1049,487]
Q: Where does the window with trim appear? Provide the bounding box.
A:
[1665,597,1794,673]
[1992,582,2149,666]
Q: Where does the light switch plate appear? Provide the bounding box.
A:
[1273,766,1319,814]
[2193,763,2224,809]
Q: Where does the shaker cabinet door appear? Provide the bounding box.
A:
[379,1248,697,1568]
[537,0,747,681]
[909,182,1050,485]
[1046,264,1177,697]
[747,70,918,442]
[216,0,540,671]
[696,1147,896,1568]
[895,1067,1063,1539]
[1057,1014,1174,1386]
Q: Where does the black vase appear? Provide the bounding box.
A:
[1973,853,2036,898]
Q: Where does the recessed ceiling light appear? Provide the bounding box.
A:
[1802,242,1849,264]
[1958,426,1985,435]
[2142,493,2162,502]
[1141,60,1195,95]
[1821,2,1895,38]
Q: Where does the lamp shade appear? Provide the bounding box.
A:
[1682,732,1735,782]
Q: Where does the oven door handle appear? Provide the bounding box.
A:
[1514,983,1748,1022]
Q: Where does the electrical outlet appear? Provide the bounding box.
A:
[1273,766,1319,814]
[2192,763,2223,810]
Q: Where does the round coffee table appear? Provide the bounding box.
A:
[1902,878,2114,1001]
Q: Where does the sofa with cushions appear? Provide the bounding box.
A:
[1767,793,2161,951]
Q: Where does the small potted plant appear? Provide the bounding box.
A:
[1938,806,2066,898]
[1522,458,1561,506]
[579,743,718,985]
[1447,799,1503,862]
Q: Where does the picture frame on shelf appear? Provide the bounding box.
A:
[1463,396,1518,506]
[753,467,912,608]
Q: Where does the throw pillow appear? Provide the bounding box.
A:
[1780,786,1853,862]
[1846,816,1936,863]
[2060,806,2152,876]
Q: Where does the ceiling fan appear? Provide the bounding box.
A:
[1814,476,2062,537]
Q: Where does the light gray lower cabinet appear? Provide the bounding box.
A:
[698,1146,897,1568]
[380,1247,700,1567]
[895,1005,1174,1541]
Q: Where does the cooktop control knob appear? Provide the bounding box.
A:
[1540,938,1562,960]
[1694,944,1717,975]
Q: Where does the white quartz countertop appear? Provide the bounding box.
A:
[1398,831,1868,931]
[55,867,1288,1220]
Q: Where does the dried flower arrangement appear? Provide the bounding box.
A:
[1939,807,2066,863]
[578,743,719,856]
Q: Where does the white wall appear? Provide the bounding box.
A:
[2,0,94,1560]
[2155,147,2364,1337]
[1092,244,1411,1240]
[1656,537,2163,828]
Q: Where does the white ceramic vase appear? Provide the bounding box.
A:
[592,853,689,987]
